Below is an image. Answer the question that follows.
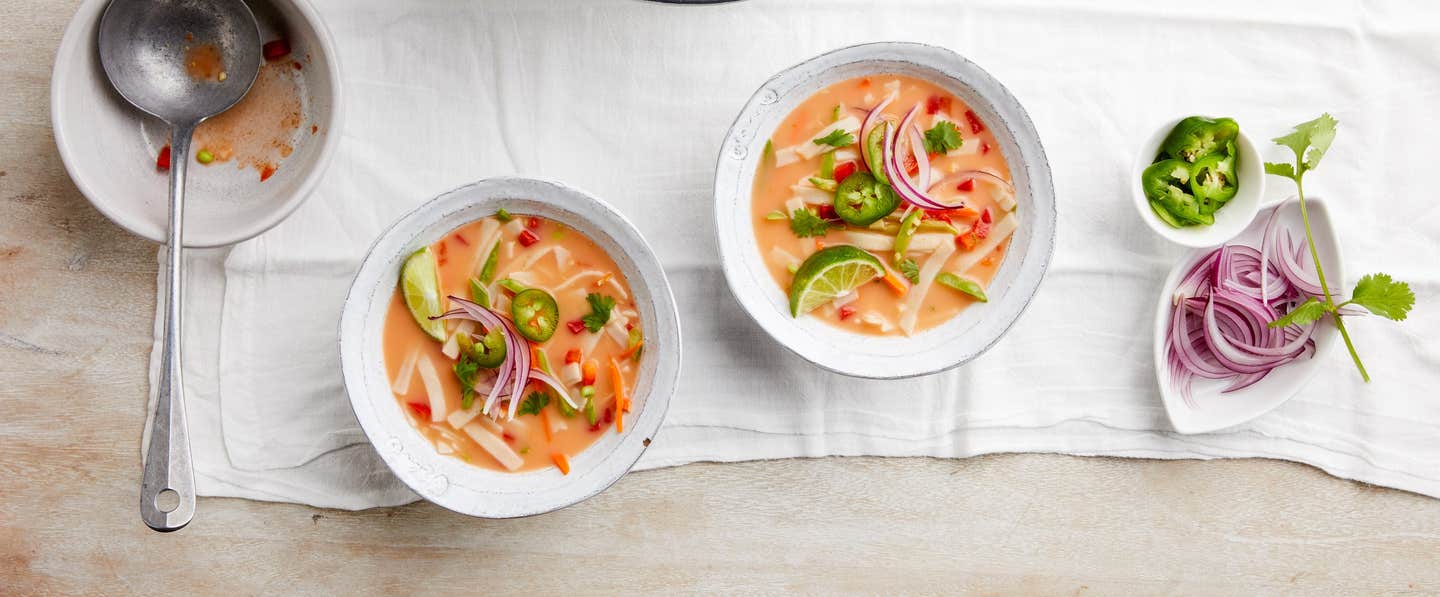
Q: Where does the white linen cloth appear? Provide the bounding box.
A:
[147,0,1440,508]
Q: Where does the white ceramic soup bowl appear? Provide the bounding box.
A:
[713,42,1057,379]
[340,177,681,518]
[1131,116,1265,248]
[51,0,342,247]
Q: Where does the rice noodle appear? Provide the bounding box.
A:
[462,422,523,471]
[389,348,420,395]
[900,240,959,336]
[416,354,447,423]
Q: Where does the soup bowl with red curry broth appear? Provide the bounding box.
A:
[341,177,681,517]
[714,42,1057,378]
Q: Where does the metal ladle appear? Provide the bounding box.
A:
[97,0,260,532]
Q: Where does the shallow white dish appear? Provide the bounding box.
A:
[1155,198,1341,434]
[1131,116,1265,248]
[713,42,1057,379]
[51,0,342,247]
[339,177,681,518]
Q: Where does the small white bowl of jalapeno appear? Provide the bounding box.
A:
[1132,116,1264,248]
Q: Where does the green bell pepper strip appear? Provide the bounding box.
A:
[893,209,923,264]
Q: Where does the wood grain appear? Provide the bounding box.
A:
[2,1,1438,594]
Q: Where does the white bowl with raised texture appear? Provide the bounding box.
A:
[340,177,681,518]
[1154,198,1341,434]
[51,0,342,247]
[1131,116,1265,249]
[713,42,1057,379]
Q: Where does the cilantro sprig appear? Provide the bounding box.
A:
[1264,114,1415,382]
[789,208,831,238]
[923,121,963,154]
[813,129,855,148]
[517,391,550,417]
[582,293,617,332]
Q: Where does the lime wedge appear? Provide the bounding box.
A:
[401,247,447,341]
[789,245,885,317]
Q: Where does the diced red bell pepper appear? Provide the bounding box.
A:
[922,211,950,223]
[565,349,582,364]
[518,229,539,247]
[981,141,991,155]
[525,216,541,230]
[980,207,993,224]
[407,402,431,418]
[566,319,586,334]
[925,95,952,115]
[838,306,857,320]
[816,204,838,221]
[956,232,979,250]
[262,39,291,62]
[974,218,991,240]
[956,178,975,192]
[965,110,984,134]
[156,145,172,171]
[903,151,918,175]
[833,161,857,184]
[603,406,614,424]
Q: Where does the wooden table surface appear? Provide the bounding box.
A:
[4,3,1439,594]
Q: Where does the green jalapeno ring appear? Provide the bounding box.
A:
[1160,116,1240,163]
[462,326,508,368]
[833,172,901,227]
[510,288,559,342]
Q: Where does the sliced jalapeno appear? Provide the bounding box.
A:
[1160,116,1239,163]
[1143,159,1211,227]
[833,172,900,227]
[462,326,508,368]
[865,122,890,185]
[510,288,559,342]
[1191,143,1238,212]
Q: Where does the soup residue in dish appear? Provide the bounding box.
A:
[751,75,1019,336]
[382,211,644,474]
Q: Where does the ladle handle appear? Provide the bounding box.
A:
[141,123,197,532]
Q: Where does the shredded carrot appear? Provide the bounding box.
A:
[595,273,613,288]
[581,359,598,385]
[610,358,631,415]
[618,338,644,359]
[539,408,553,442]
[551,452,570,475]
[564,348,581,364]
[530,344,541,364]
[882,270,909,297]
[814,239,826,251]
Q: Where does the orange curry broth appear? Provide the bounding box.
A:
[382,215,642,473]
[751,74,1016,335]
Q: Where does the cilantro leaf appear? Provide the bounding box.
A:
[517,391,550,417]
[813,129,855,148]
[453,357,480,409]
[1268,297,1327,329]
[789,209,831,238]
[1263,162,1296,180]
[1347,273,1415,321]
[897,258,920,284]
[582,293,617,332]
[1271,113,1337,174]
[922,121,963,154]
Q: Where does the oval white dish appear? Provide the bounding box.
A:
[713,41,1057,379]
[1155,198,1341,434]
[339,177,681,517]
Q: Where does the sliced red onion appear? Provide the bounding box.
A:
[900,108,930,189]
[437,296,533,420]
[1165,214,1324,407]
[859,95,893,173]
[883,107,948,211]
